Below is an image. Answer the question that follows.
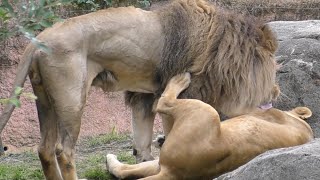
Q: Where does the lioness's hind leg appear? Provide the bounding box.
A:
[161,72,191,99]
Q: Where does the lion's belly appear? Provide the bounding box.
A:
[88,24,164,93]
[90,54,160,93]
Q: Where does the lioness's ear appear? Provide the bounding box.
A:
[291,107,312,120]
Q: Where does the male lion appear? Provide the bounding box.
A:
[0,0,278,179]
[107,73,314,180]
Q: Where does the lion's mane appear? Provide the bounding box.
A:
[155,0,278,116]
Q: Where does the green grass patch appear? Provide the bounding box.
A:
[79,151,135,180]
[86,129,129,147]
[117,151,135,165]
[1,131,132,180]
[0,164,44,180]
[82,166,113,180]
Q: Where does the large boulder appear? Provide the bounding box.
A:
[215,20,320,180]
[215,139,320,180]
[271,20,320,138]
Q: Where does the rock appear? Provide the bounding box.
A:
[215,139,320,180]
[270,20,320,138]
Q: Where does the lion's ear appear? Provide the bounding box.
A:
[260,25,278,53]
[291,107,312,120]
[271,84,280,100]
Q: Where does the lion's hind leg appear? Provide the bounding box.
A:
[106,154,160,179]
[33,51,89,180]
[32,83,63,180]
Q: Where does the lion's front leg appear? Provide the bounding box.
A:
[125,92,156,162]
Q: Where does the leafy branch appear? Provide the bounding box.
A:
[0,0,72,107]
[0,87,37,107]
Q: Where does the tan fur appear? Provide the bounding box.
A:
[0,0,278,178]
[107,73,314,180]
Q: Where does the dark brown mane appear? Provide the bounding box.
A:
[155,0,277,116]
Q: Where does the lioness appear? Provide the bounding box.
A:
[0,0,278,179]
[107,73,314,180]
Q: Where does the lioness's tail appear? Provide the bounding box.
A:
[0,44,37,154]
[291,107,312,120]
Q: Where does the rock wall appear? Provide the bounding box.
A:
[271,20,320,138]
[216,139,320,180]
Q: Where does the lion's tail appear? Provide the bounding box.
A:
[291,107,312,120]
[0,43,37,154]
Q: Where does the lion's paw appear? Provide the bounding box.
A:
[153,135,166,149]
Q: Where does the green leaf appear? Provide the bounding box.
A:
[28,1,36,18]
[39,0,46,7]
[35,7,44,18]
[40,20,52,28]
[9,98,21,108]
[28,24,43,30]
[14,87,23,96]
[1,0,14,14]
[0,98,9,105]
[22,93,38,100]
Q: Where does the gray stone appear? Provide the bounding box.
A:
[215,139,320,180]
[270,20,320,138]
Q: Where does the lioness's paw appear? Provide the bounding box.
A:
[106,154,118,172]
[153,135,165,149]
[170,72,191,90]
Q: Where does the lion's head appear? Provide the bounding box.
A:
[155,0,278,117]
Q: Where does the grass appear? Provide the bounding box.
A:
[0,152,44,180]
[79,152,136,180]
[78,151,135,179]
[117,151,136,165]
[82,166,113,180]
[0,131,134,180]
[0,165,44,180]
[86,128,129,147]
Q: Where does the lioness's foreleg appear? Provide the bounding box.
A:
[107,154,160,179]
[126,92,156,162]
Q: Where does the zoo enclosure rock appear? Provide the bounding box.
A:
[271,20,320,138]
[215,138,320,180]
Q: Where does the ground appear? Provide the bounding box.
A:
[0,131,160,180]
